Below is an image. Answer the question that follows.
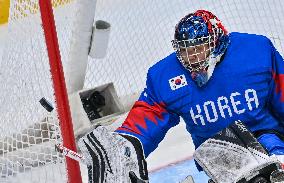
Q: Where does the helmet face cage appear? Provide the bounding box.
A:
[172,10,228,72]
[172,33,218,72]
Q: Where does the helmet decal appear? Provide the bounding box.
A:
[194,10,228,35]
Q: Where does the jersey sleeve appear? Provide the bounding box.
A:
[268,39,284,123]
[115,69,180,157]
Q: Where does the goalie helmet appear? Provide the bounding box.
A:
[172,10,230,87]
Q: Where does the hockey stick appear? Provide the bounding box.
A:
[56,144,196,183]
[57,144,284,183]
[55,144,86,164]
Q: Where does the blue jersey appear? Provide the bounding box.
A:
[116,32,284,157]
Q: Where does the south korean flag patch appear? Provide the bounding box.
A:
[169,74,188,90]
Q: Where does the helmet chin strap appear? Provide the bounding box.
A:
[191,53,223,87]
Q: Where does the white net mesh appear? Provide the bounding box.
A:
[0,0,78,182]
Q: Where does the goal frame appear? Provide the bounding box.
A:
[39,1,82,182]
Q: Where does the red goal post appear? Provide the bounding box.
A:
[39,1,82,183]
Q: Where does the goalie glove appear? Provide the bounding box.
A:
[78,126,149,183]
[194,120,282,183]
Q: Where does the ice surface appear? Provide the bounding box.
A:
[150,159,209,183]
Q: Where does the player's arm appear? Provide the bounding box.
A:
[257,38,284,157]
[116,69,180,156]
[268,39,284,121]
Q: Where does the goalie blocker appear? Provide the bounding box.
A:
[194,120,284,183]
[78,126,148,183]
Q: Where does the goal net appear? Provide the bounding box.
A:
[1,0,284,182]
[0,0,81,183]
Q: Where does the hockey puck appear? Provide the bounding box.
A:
[39,97,54,112]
